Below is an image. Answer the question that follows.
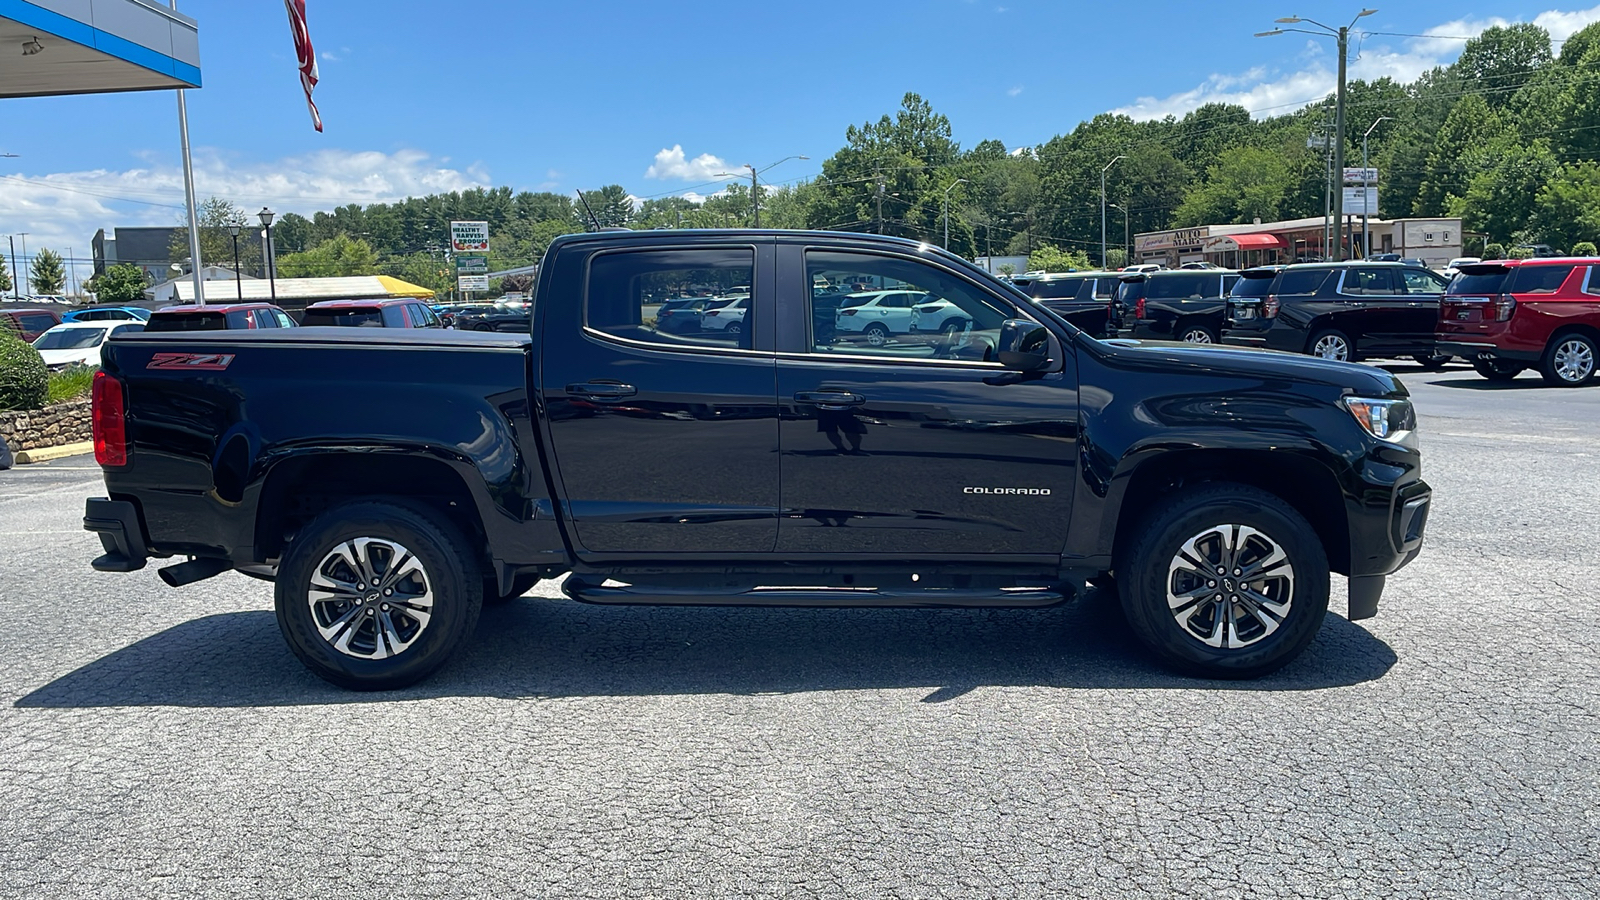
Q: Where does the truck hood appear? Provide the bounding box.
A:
[1091,337,1406,397]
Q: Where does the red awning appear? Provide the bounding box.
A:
[1224,233,1287,250]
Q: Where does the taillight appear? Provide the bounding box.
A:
[92,370,127,467]
[839,309,857,317]
[1134,298,1146,319]
[1494,294,1517,322]
[1263,295,1281,318]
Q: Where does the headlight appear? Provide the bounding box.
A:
[1343,396,1417,446]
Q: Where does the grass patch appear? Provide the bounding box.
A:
[46,366,96,405]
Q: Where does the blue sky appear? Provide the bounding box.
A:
[5,0,1600,284]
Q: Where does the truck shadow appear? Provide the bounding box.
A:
[14,590,1397,709]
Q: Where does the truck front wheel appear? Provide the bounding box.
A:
[275,501,483,690]
[1118,483,1329,679]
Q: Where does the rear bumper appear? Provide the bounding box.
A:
[1436,340,1541,363]
[83,497,151,572]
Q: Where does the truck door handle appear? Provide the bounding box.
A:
[567,382,637,400]
[794,390,864,410]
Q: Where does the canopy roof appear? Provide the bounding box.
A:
[1203,233,1288,253]
[165,276,435,306]
[1,0,201,98]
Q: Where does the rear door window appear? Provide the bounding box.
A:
[1273,269,1330,295]
[1340,268,1397,295]
[1400,269,1449,295]
[1510,264,1575,294]
[587,247,756,350]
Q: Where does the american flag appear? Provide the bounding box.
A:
[283,0,322,132]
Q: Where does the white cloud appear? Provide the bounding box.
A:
[644,145,737,181]
[0,148,490,287]
[1008,85,1024,97]
[1111,5,1600,121]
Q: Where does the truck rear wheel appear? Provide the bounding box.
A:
[1117,483,1329,679]
[275,501,483,690]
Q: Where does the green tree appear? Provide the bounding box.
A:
[1531,161,1600,252]
[276,234,380,277]
[1483,242,1506,260]
[0,332,48,411]
[0,255,11,293]
[1027,245,1092,272]
[1106,248,1128,269]
[1413,95,1509,215]
[273,212,314,253]
[170,196,264,276]
[29,248,66,294]
[1448,138,1558,244]
[1452,24,1552,109]
[578,185,634,228]
[1172,147,1293,226]
[1575,241,1598,256]
[84,263,150,304]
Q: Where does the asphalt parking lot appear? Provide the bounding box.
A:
[2,363,1597,899]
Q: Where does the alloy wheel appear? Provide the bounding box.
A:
[1552,338,1595,383]
[1312,335,1350,361]
[865,326,889,347]
[1181,328,1213,344]
[307,538,435,659]
[1166,524,1295,649]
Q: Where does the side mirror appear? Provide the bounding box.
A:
[997,318,1052,372]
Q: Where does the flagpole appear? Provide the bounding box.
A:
[171,0,205,307]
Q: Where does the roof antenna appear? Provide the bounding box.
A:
[575,189,602,232]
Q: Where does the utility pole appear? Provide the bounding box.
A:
[7,235,18,300]
[875,171,885,235]
[1258,9,1377,260]
[942,178,967,249]
[748,165,759,228]
[1101,155,1125,268]
[1362,116,1392,260]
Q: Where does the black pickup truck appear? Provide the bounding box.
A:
[84,230,1431,690]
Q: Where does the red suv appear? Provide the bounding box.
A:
[1437,258,1599,386]
[300,298,442,328]
[0,308,64,342]
[145,303,298,332]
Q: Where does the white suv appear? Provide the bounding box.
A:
[834,290,928,345]
[699,295,750,335]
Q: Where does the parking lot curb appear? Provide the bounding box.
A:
[14,441,95,465]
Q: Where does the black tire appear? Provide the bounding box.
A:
[863,323,890,346]
[1539,332,1598,387]
[484,572,541,606]
[1177,321,1218,344]
[1471,358,1524,382]
[473,323,492,332]
[275,501,483,690]
[1117,483,1330,679]
[1412,352,1452,370]
[1307,329,1355,362]
[724,321,743,337]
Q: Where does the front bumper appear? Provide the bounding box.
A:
[1343,451,1431,619]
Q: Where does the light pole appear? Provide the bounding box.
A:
[258,207,277,302]
[18,233,28,294]
[716,155,809,229]
[1258,8,1377,260]
[1110,203,1130,268]
[942,178,968,249]
[1101,156,1125,268]
[1361,116,1392,259]
[228,225,243,300]
[7,235,18,300]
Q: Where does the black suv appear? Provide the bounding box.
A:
[1010,272,1118,338]
[1118,269,1240,343]
[1222,262,1451,364]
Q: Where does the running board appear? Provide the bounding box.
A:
[562,577,1070,608]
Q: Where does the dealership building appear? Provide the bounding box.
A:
[1132,216,1465,270]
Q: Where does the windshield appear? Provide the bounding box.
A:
[33,327,106,350]
[1229,274,1276,299]
[1028,278,1085,300]
[302,308,387,327]
[1448,268,1510,295]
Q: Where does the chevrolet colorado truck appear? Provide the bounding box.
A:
[83,230,1431,690]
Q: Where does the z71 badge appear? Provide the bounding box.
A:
[147,352,236,371]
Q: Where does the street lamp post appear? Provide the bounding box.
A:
[7,236,18,300]
[258,207,277,302]
[1101,156,1125,268]
[228,225,243,301]
[716,155,809,229]
[1110,203,1130,267]
[1362,116,1392,260]
[1258,8,1377,261]
[942,178,968,249]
